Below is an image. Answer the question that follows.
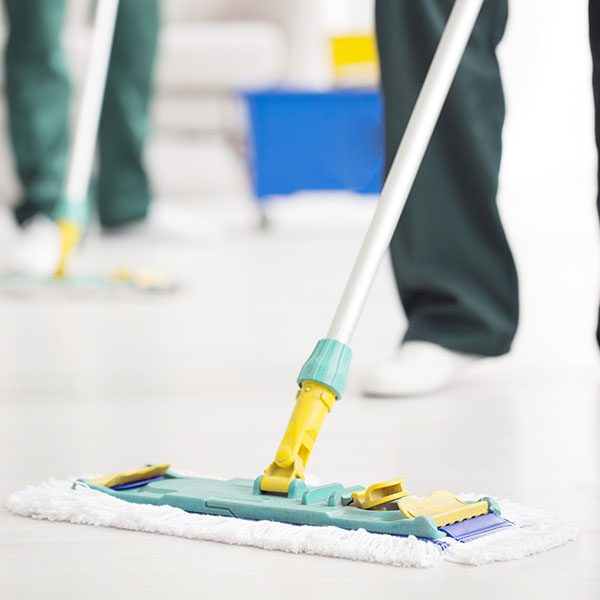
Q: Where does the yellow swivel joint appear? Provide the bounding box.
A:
[260,381,336,495]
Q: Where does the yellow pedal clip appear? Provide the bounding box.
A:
[351,479,409,510]
[351,481,490,527]
[396,490,489,527]
[91,463,171,489]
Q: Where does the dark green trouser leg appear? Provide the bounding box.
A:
[376,0,518,356]
[3,0,69,225]
[97,0,159,229]
[590,1,600,347]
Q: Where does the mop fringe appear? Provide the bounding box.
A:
[5,478,577,568]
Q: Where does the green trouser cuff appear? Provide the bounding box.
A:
[297,338,352,399]
[403,323,513,358]
[14,202,55,226]
[98,194,150,229]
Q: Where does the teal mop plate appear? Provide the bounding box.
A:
[79,472,499,540]
[0,273,177,295]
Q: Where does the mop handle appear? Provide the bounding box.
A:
[327,0,484,345]
[63,0,120,207]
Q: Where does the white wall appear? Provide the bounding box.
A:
[320,0,375,34]
[497,1,598,364]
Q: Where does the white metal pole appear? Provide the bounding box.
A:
[327,0,485,345]
[63,0,120,208]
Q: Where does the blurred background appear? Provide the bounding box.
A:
[0,0,597,508]
[0,0,596,479]
[0,0,380,231]
[0,1,595,234]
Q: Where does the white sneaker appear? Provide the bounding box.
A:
[8,215,62,277]
[361,341,480,398]
[104,203,222,242]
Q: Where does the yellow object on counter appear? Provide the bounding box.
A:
[331,34,379,84]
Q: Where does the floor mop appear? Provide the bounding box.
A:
[1,0,174,295]
[6,0,576,567]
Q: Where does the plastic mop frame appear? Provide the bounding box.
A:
[6,0,577,563]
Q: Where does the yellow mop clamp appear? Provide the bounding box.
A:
[91,464,171,489]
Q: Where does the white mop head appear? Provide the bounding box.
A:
[5,478,577,568]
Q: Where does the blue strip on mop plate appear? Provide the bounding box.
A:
[440,512,512,542]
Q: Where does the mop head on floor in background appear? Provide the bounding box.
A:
[5,471,577,568]
[0,268,177,297]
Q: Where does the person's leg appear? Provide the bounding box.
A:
[376,0,517,357]
[3,0,69,225]
[96,0,159,228]
[590,1,600,347]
